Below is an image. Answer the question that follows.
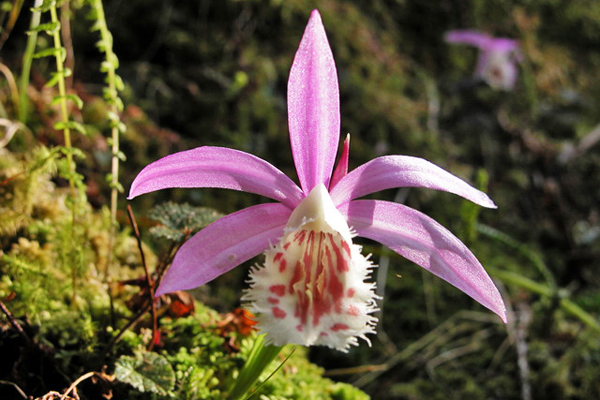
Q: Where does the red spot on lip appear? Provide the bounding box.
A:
[331,323,349,331]
[285,230,352,328]
[279,259,287,273]
[329,235,349,273]
[294,230,307,244]
[269,285,286,297]
[274,253,283,262]
[342,241,351,256]
[347,288,355,298]
[267,297,279,305]
[272,307,286,319]
[296,324,303,332]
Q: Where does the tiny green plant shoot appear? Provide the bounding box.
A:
[25,0,88,305]
[28,0,86,203]
[19,0,41,124]
[21,0,127,293]
[88,0,126,279]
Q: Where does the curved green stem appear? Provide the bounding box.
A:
[19,0,43,123]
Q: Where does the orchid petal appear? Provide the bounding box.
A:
[444,30,492,49]
[475,51,518,90]
[155,203,291,296]
[288,9,340,193]
[488,38,521,53]
[329,155,496,208]
[128,146,304,209]
[338,200,507,322]
[329,134,350,190]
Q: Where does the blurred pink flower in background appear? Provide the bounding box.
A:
[445,30,522,90]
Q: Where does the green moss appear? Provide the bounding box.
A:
[0,150,369,398]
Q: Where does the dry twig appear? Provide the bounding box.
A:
[126,204,158,349]
[0,300,32,345]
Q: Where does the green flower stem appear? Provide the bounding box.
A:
[227,335,283,400]
[19,0,43,123]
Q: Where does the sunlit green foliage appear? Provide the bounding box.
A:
[0,144,369,399]
[148,202,224,243]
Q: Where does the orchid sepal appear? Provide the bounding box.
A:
[155,203,291,296]
[329,155,497,208]
[128,146,304,209]
[288,9,340,193]
[339,199,507,322]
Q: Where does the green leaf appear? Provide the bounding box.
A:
[148,202,223,242]
[114,97,125,113]
[115,150,127,161]
[114,350,175,395]
[33,46,65,60]
[51,94,84,110]
[107,52,119,68]
[58,146,86,160]
[31,0,56,12]
[67,94,84,109]
[149,225,185,242]
[27,21,60,35]
[107,110,119,123]
[96,39,108,51]
[114,75,125,91]
[45,68,71,88]
[109,181,124,192]
[89,19,101,32]
[46,73,61,88]
[100,60,114,73]
[227,335,283,400]
[53,120,87,135]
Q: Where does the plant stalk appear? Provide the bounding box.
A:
[49,5,75,198]
[19,0,43,123]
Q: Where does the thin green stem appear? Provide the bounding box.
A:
[90,0,125,282]
[19,0,43,123]
[92,0,121,226]
[47,2,82,306]
[126,205,158,349]
[49,4,75,198]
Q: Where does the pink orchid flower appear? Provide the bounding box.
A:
[129,11,507,352]
[445,30,522,90]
